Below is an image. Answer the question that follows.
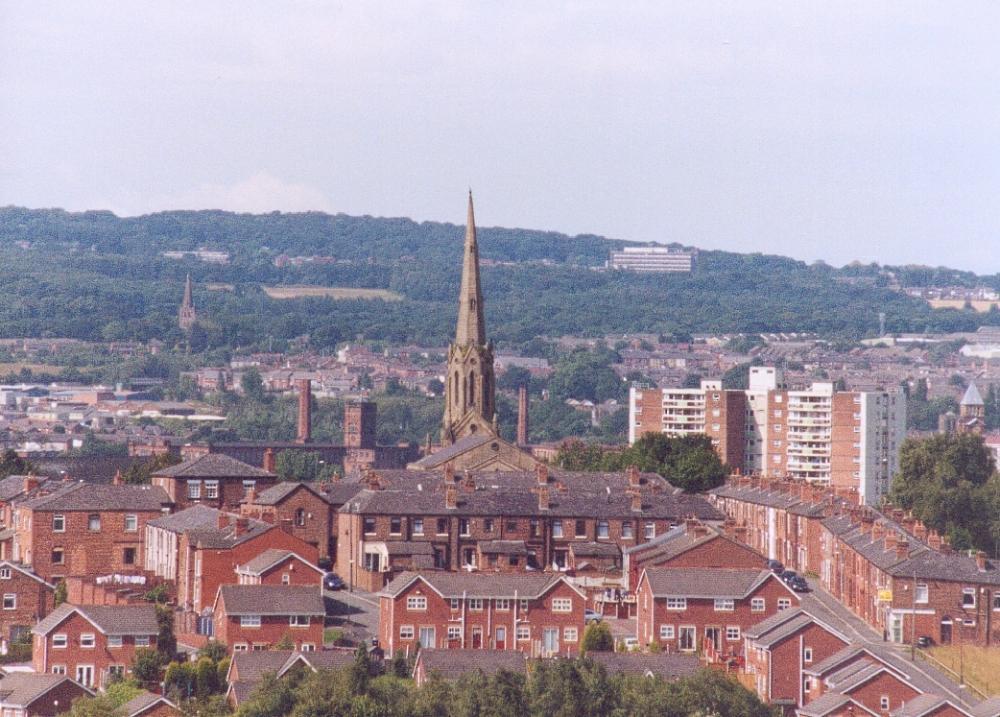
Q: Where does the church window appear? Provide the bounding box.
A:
[469,372,475,405]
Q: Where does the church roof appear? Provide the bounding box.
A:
[962,382,985,406]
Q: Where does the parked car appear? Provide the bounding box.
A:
[789,576,810,592]
[323,572,345,591]
[780,569,798,584]
[917,636,933,648]
[584,608,603,624]
[768,559,784,573]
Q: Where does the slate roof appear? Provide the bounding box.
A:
[153,453,275,479]
[970,696,1000,717]
[962,383,985,407]
[798,693,876,717]
[341,469,722,521]
[121,691,179,717]
[217,585,325,616]
[32,603,159,636]
[890,549,1000,585]
[251,481,330,506]
[826,659,895,692]
[227,648,356,704]
[236,549,323,576]
[0,673,92,707]
[748,612,824,648]
[0,475,50,502]
[410,434,494,468]
[381,571,583,600]
[893,694,972,717]
[569,542,621,558]
[641,568,779,599]
[384,541,436,556]
[415,649,528,680]
[184,516,273,549]
[479,540,529,555]
[147,504,228,533]
[15,482,169,511]
[229,650,295,682]
[711,483,828,516]
[802,644,870,677]
[587,652,700,679]
[744,607,808,640]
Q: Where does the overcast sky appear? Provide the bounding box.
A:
[2,2,1000,272]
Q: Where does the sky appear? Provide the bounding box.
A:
[2,2,1000,272]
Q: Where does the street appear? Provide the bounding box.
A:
[325,587,380,646]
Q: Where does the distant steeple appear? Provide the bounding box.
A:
[178,274,197,331]
[455,191,486,347]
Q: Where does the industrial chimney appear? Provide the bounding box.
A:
[517,385,529,446]
[296,378,312,444]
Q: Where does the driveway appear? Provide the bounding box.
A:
[324,587,379,645]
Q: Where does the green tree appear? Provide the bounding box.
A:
[274,450,334,482]
[54,580,68,606]
[131,647,166,686]
[581,622,614,652]
[241,368,267,402]
[156,604,177,659]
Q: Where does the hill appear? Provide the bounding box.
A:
[0,205,997,351]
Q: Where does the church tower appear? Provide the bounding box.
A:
[178,274,197,331]
[441,192,496,443]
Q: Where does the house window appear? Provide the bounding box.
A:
[880,696,890,711]
[363,552,380,572]
[804,677,812,693]
[242,481,256,496]
[666,598,687,611]
[564,627,578,642]
[804,647,813,663]
[714,599,735,612]
[80,633,96,648]
[0,568,9,580]
[552,521,564,538]
[530,520,540,537]
[962,588,976,608]
[301,643,315,652]
[437,518,448,535]
[726,626,741,641]
[51,548,64,565]
[135,636,150,647]
[363,517,376,534]
[678,626,696,651]
[597,521,609,539]
[621,521,634,539]
[412,518,424,536]
[53,634,68,648]
[124,514,138,532]
[915,584,929,604]
[459,519,470,536]
[390,517,402,535]
[53,514,65,532]
[450,598,460,611]
[777,598,791,610]
[407,596,427,611]
[484,519,494,532]
[519,599,529,612]
[295,509,306,527]
[468,598,483,611]
[204,481,219,499]
[289,615,310,627]
[2,594,14,610]
[552,598,572,613]
[51,665,66,675]
[507,520,518,532]
[233,644,249,652]
[88,514,101,531]
[187,481,201,499]
[993,592,1000,611]
[240,615,262,628]
[516,626,531,640]
[447,626,462,640]
[123,548,136,565]
[575,520,587,538]
[399,625,414,640]
[659,625,675,640]
[644,522,656,539]
[751,598,765,612]
[496,599,510,611]
[108,636,123,648]
[282,574,290,585]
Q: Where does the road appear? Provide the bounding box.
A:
[324,587,380,645]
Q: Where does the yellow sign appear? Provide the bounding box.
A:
[877,589,893,602]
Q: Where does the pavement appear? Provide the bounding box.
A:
[324,587,379,645]
[800,577,979,707]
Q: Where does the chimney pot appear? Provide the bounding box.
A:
[629,489,642,513]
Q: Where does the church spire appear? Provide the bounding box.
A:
[183,274,194,309]
[455,191,486,347]
[178,274,197,331]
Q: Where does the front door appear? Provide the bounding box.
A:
[471,627,483,649]
[75,665,94,688]
[542,628,559,655]
[940,619,952,645]
[496,626,506,650]
[679,626,696,652]
[890,614,903,643]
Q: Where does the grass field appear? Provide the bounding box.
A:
[926,645,1000,695]
[927,299,1000,313]
[263,285,402,301]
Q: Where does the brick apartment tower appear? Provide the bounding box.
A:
[517,386,529,446]
[441,192,496,444]
[178,274,197,331]
[296,378,312,444]
[344,401,377,449]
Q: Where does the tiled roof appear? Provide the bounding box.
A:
[0,475,49,502]
[803,644,869,677]
[641,568,778,599]
[970,696,1000,717]
[0,673,91,707]
[237,549,322,576]
[890,549,1000,585]
[410,434,494,468]
[147,504,228,533]
[478,540,529,555]
[384,541,435,556]
[381,571,581,600]
[798,693,875,717]
[569,542,621,558]
[893,694,971,717]
[16,483,169,511]
[183,515,273,549]
[0,561,53,588]
[227,648,355,702]
[32,603,159,636]
[747,612,819,648]
[229,650,295,682]
[744,607,806,640]
[251,481,331,506]
[587,652,700,679]
[121,691,178,717]
[217,585,325,616]
[826,659,889,692]
[416,648,527,680]
[153,453,275,479]
[228,680,258,706]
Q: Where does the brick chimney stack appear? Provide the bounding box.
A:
[296,378,312,444]
[976,551,988,571]
[217,512,229,529]
[263,448,276,474]
[895,540,909,561]
[246,486,257,504]
[23,476,39,493]
[112,469,123,486]
[927,531,943,551]
[445,485,458,510]
[444,464,457,484]
[627,465,640,488]
[538,485,550,511]
[235,517,250,537]
[536,464,549,486]
[517,386,529,446]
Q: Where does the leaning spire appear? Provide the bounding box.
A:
[454,191,486,346]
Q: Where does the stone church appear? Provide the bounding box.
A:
[409,193,538,472]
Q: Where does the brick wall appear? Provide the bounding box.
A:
[213,610,323,651]
[0,567,53,649]
[241,487,333,560]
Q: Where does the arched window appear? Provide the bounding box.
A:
[469,371,476,406]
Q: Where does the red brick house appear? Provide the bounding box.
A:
[240,481,335,562]
[11,483,170,584]
[635,567,800,661]
[151,454,277,512]
[212,585,325,652]
[743,608,850,710]
[0,560,55,655]
[378,571,587,658]
[31,603,159,689]
[235,549,324,587]
[0,673,94,716]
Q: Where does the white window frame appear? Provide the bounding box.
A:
[881,696,890,711]
[777,598,792,610]
[666,597,687,611]
[0,568,9,580]
[289,615,310,628]
[412,518,424,536]
[80,633,96,648]
[726,626,741,641]
[447,626,462,640]
[407,596,427,611]
[551,598,572,613]
[915,583,929,604]
[468,598,484,611]
[187,481,201,499]
[301,643,315,652]
[124,514,138,532]
[52,634,68,649]
[108,635,123,648]
[516,626,531,641]
[751,597,765,613]
[962,588,976,608]
[644,522,656,539]
[714,599,735,612]
[51,664,66,675]
[2,594,15,610]
[135,636,150,647]
[659,624,675,640]
[204,480,219,499]
[449,598,460,610]
[240,615,262,628]
[563,627,578,642]
[804,647,813,663]
[233,643,249,652]
[399,625,414,640]
[495,599,510,611]
[597,521,609,539]
[52,514,65,532]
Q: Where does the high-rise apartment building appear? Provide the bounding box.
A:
[608,247,695,273]
[628,367,905,504]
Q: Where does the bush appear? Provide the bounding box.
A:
[581,622,615,653]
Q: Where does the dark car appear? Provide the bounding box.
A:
[917,636,933,648]
[780,570,798,584]
[789,576,810,592]
[768,560,784,574]
[323,572,345,591]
